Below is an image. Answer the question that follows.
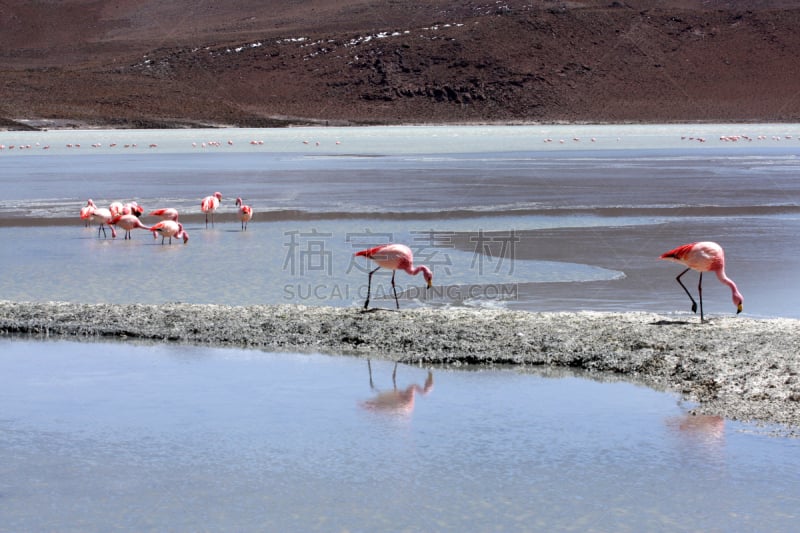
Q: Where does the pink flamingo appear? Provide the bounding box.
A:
[354,243,433,310]
[79,202,95,227]
[123,201,144,217]
[660,241,743,322]
[110,201,144,218]
[149,208,180,221]
[235,197,253,230]
[200,192,222,228]
[361,360,434,415]
[87,201,117,239]
[150,220,189,244]
[109,201,124,217]
[110,213,149,240]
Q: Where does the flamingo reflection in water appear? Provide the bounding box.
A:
[668,413,725,439]
[360,360,434,415]
[666,410,725,455]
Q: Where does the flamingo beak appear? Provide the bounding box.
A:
[426,279,433,289]
[736,303,743,314]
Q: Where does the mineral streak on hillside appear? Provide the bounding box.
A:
[1,1,800,128]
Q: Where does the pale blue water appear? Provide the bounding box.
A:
[1,338,798,532]
[1,125,799,531]
[1,124,799,316]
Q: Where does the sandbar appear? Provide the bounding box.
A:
[1,300,798,432]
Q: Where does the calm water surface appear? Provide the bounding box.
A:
[1,338,798,532]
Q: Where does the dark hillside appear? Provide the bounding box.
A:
[2,1,799,128]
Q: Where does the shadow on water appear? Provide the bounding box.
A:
[651,319,694,326]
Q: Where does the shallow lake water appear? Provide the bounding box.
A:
[1,124,800,317]
[1,338,798,532]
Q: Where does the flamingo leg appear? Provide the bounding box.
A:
[391,270,400,309]
[364,266,380,309]
[392,362,398,388]
[675,267,698,315]
[205,213,209,228]
[697,272,704,323]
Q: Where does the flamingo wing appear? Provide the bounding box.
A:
[355,244,413,270]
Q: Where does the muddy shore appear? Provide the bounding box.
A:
[1,300,798,432]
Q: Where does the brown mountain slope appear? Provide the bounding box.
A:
[1,0,799,128]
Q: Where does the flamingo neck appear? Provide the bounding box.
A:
[405,264,431,278]
[715,268,744,305]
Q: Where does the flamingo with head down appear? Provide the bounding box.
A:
[86,200,117,239]
[110,213,149,239]
[660,241,743,322]
[150,220,189,244]
[354,243,432,310]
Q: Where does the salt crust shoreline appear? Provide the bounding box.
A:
[1,301,798,433]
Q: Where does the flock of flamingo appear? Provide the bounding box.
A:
[79,192,253,244]
[79,195,742,321]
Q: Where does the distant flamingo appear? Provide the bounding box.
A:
[110,201,144,218]
[79,202,95,227]
[110,214,149,240]
[149,208,180,221]
[87,201,117,239]
[109,201,124,217]
[200,192,222,228]
[235,197,253,230]
[660,241,743,322]
[355,243,433,310]
[150,220,189,244]
[361,360,434,415]
[123,201,144,217]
